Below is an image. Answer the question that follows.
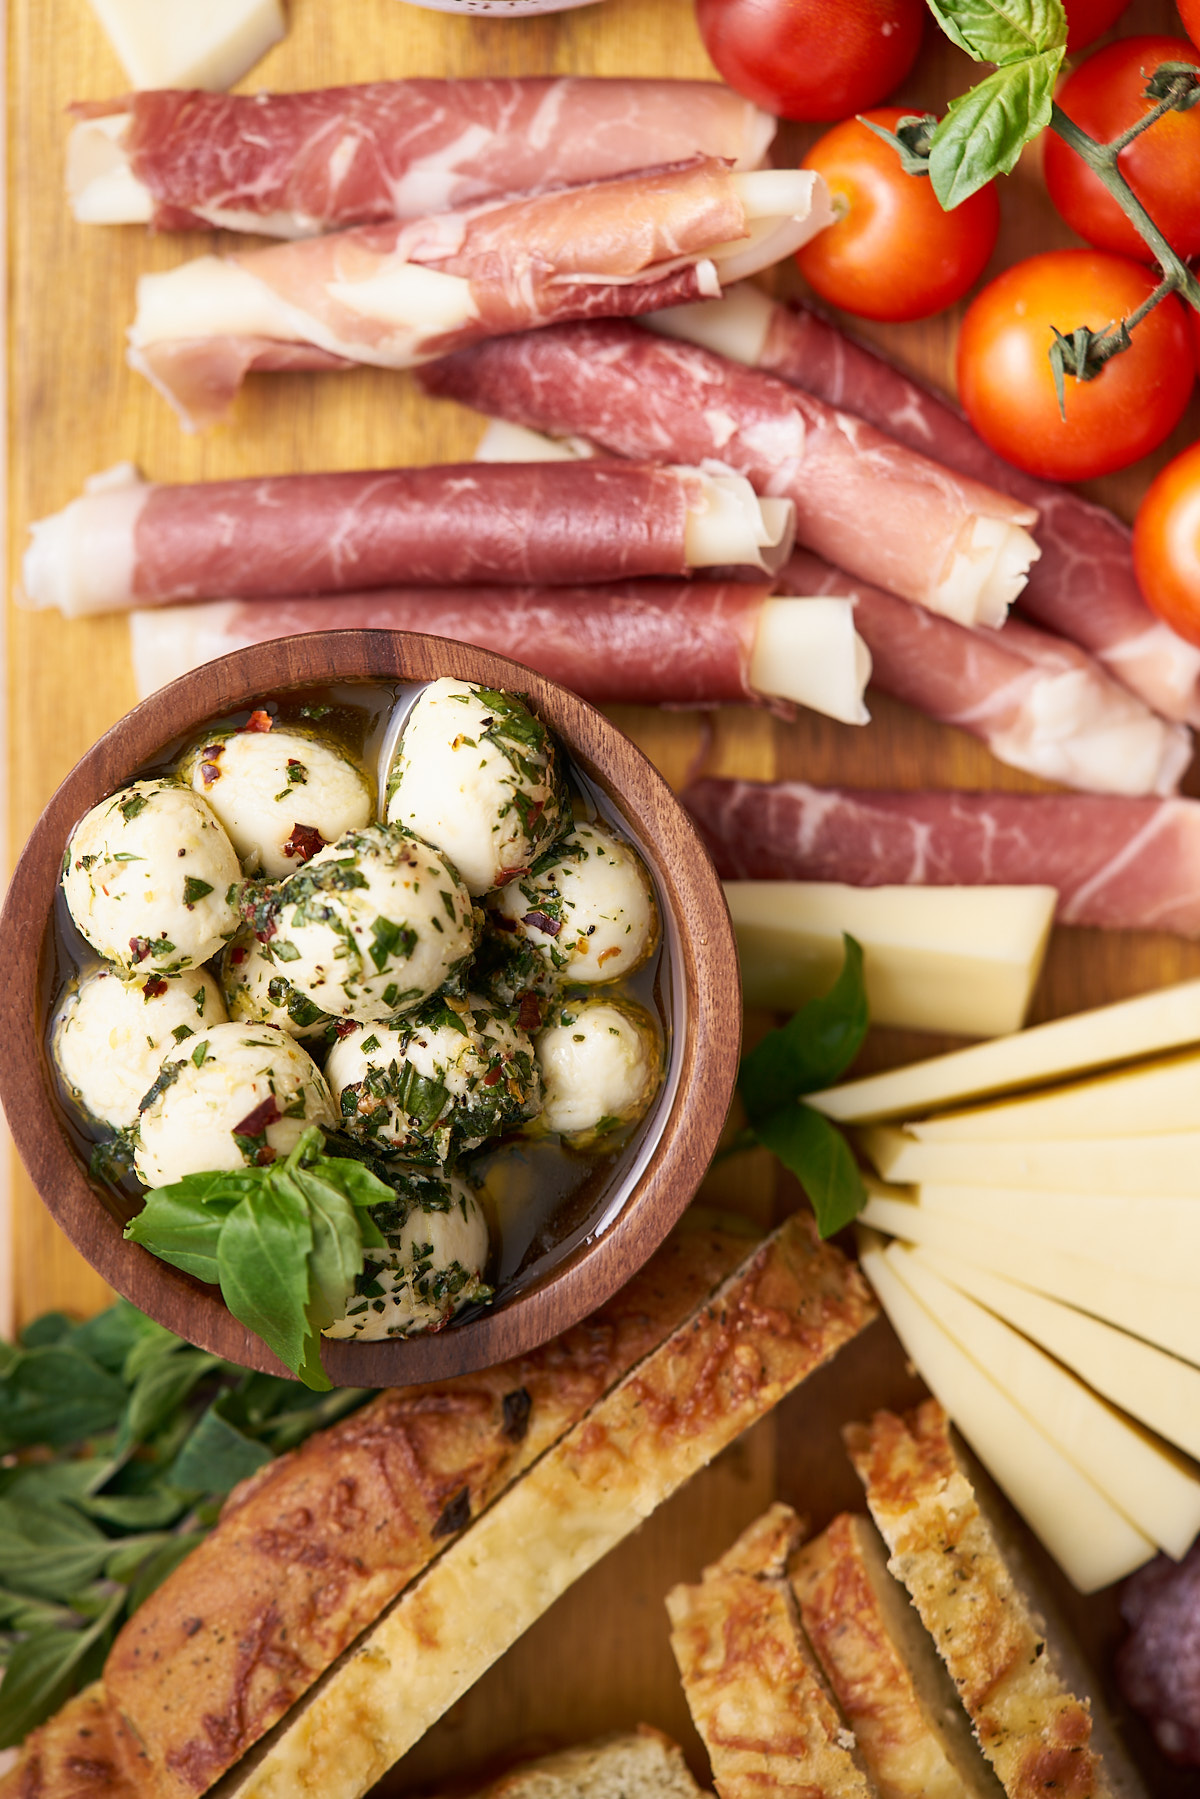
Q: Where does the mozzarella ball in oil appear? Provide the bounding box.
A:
[536,997,663,1145]
[324,1170,491,1339]
[134,1021,334,1188]
[385,679,566,896]
[179,723,372,878]
[63,779,240,972]
[492,822,658,984]
[52,965,227,1132]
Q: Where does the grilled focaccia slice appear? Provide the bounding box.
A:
[455,1726,704,1799]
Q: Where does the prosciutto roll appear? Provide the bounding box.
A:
[68,79,776,234]
[683,779,1200,936]
[653,287,1200,729]
[127,583,872,727]
[418,320,1040,631]
[23,461,794,615]
[128,162,833,430]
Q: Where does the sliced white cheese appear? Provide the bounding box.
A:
[914,1184,1200,1285]
[86,0,285,90]
[858,1185,1200,1367]
[728,882,1054,1034]
[862,1125,1200,1195]
[856,1234,1154,1593]
[890,1245,1200,1561]
[915,1248,1200,1466]
[811,977,1200,1123]
[908,1047,1200,1143]
[746,601,871,725]
[647,284,775,366]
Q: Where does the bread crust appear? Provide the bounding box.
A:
[843,1402,1110,1799]
[450,1726,703,1799]
[0,1684,146,1799]
[667,1500,874,1799]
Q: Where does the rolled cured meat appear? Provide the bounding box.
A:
[128,162,833,430]
[682,779,1200,936]
[418,320,1040,631]
[127,583,872,727]
[22,461,795,615]
[68,79,776,234]
[780,553,1191,799]
[653,287,1200,729]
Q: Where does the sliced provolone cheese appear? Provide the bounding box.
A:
[908,1047,1200,1143]
[914,1184,1200,1287]
[862,1125,1200,1196]
[725,882,1053,1035]
[86,0,286,90]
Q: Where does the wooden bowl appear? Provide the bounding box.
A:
[0,631,740,1386]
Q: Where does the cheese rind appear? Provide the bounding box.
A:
[908,1047,1200,1142]
[725,882,1053,1034]
[812,976,1200,1122]
[863,1124,1200,1195]
[86,0,286,90]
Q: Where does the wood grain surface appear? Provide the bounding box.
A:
[5,0,1199,1791]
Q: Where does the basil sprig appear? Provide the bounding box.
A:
[125,1129,390,1391]
[0,1300,371,1747]
[735,936,869,1240]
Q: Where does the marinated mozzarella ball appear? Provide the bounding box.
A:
[134,1021,334,1188]
[326,995,539,1162]
[221,825,476,1034]
[536,997,663,1145]
[324,1169,491,1339]
[52,965,228,1131]
[179,723,373,878]
[63,779,240,972]
[492,822,658,985]
[385,679,567,896]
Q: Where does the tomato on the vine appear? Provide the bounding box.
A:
[1133,442,1200,647]
[956,250,1194,483]
[796,109,999,322]
[1179,0,1200,55]
[1064,0,1131,52]
[694,0,925,122]
[1043,36,1200,263]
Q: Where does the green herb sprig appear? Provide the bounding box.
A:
[727,936,868,1240]
[124,1129,391,1391]
[0,1300,371,1748]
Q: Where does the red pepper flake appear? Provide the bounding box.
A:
[597,946,621,966]
[255,1145,277,1166]
[482,1065,503,1088]
[234,1095,281,1137]
[255,915,278,944]
[128,937,150,964]
[523,909,561,938]
[199,744,224,785]
[141,977,169,999]
[282,822,325,863]
[230,945,247,965]
[243,709,273,733]
[494,866,530,888]
[333,1019,358,1039]
[517,992,542,1033]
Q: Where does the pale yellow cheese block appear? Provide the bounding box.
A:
[811,977,1200,1122]
[862,1125,1200,1195]
[907,1048,1200,1143]
[724,882,1054,1036]
[86,0,285,87]
[857,1235,1154,1593]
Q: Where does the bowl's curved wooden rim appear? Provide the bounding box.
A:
[0,631,741,1385]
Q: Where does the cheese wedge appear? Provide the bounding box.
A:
[907,1047,1200,1142]
[890,1246,1200,1559]
[811,976,1200,1122]
[86,0,285,89]
[725,882,1054,1036]
[862,1125,1200,1195]
[858,1187,1200,1366]
[915,1247,1200,1466]
[856,1236,1154,1592]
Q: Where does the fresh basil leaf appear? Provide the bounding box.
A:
[930,50,1063,207]
[292,1171,371,1333]
[0,1594,121,1750]
[0,1348,127,1454]
[925,0,1065,63]
[124,1530,208,1615]
[124,1176,252,1283]
[755,1103,868,1240]
[0,1499,113,1600]
[739,936,867,1127]
[168,1400,273,1495]
[119,1348,224,1453]
[311,1153,395,1213]
[217,1182,320,1388]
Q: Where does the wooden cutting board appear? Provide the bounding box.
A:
[5,0,1199,1789]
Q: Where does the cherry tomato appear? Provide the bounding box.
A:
[1191,303,1200,377]
[956,250,1194,483]
[796,109,999,322]
[1064,0,1131,52]
[1179,0,1200,55]
[694,0,925,122]
[1043,36,1200,262]
[1133,442,1200,646]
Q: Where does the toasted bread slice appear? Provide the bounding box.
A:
[0,1682,147,1798]
[844,1402,1137,1799]
[225,1211,874,1799]
[790,1513,1003,1799]
[668,1502,875,1799]
[456,1728,704,1799]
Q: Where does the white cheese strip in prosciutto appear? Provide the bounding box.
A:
[127,584,871,725]
[653,287,1200,729]
[127,163,834,430]
[781,552,1190,799]
[68,79,776,233]
[682,779,1200,936]
[22,460,795,615]
[418,320,1039,629]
